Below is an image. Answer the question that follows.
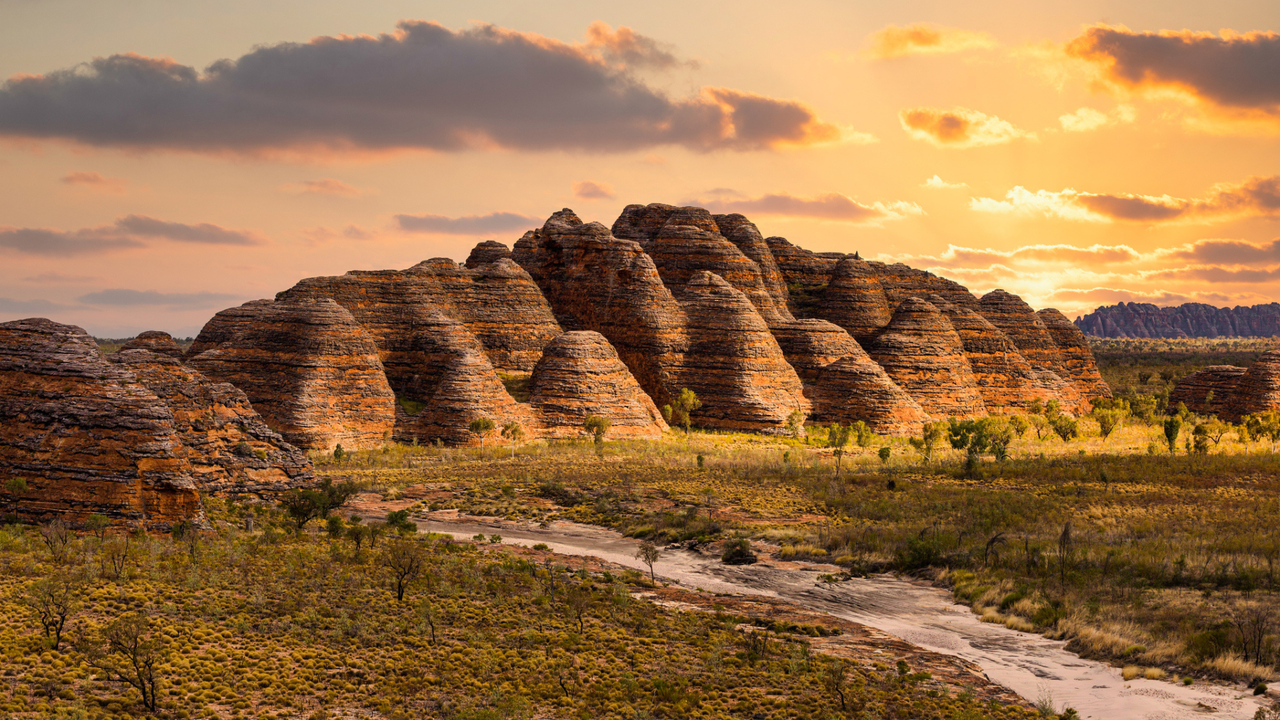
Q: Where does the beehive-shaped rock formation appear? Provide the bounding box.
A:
[1225,350,1280,420]
[121,330,185,358]
[186,299,276,357]
[678,272,809,432]
[867,298,986,419]
[978,290,1083,411]
[0,319,202,528]
[528,332,668,439]
[814,256,892,342]
[714,214,792,316]
[871,263,978,309]
[1037,309,1113,400]
[1170,366,1247,417]
[464,240,513,268]
[188,298,396,451]
[926,295,1053,413]
[809,355,930,434]
[111,349,314,495]
[770,320,863,385]
[402,340,537,445]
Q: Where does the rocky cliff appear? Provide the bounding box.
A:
[1170,350,1280,421]
[1076,302,1280,338]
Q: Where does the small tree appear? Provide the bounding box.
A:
[669,388,702,434]
[907,421,946,465]
[1008,415,1030,438]
[785,409,807,440]
[80,612,165,712]
[583,415,610,453]
[1163,416,1183,455]
[23,573,81,650]
[827,423,853,478]
[40,518,73,565]
[1052,415,1079,443]
[878,446,891,465]
[280,477,359,531]
[635,540,661,585]
[84,513,110,542]
[1095,409,1123,441]
[469,417,496,448]
[382,537,427,603]
[501,421,526,458]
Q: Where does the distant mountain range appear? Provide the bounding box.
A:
[1075,302,1280,338]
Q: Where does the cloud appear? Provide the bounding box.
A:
[394,211,540,235]
[278,178,371,197]
[23,271,99,283]
[299,224,377,246]
[0,297,76,314]
[60,171,126,193]
[971,175,1280,223]
[77,289,241,308]
[1058,104,1136,132]
[1066,25,1280,124]
[922,174,968,189]
[900,107,1036,148]
[1045,287,1231,307]
[572,180,615,200]
[1163,237,1280,265]
[0,21,846,155]
[690,190,923,225]
[0,215,265,256]
[867,24,996,59]
[584,21,686,69]
[1153,266,1280,283]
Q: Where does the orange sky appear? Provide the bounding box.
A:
[2,0,1279,336]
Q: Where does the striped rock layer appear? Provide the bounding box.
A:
[1170,350,1280,422]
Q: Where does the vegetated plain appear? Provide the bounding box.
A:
[3,339,1278,719]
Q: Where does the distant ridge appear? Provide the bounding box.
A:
[1075,302,1280,338]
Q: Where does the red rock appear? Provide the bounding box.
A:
[528,331,668,439]
[186,299,275,358]
[1170,366,1247,417]
[678,272,809,432]
[765,236,843,289]
[188,298,396,451]
[1036,309,1113,401]
[813,256,892,342]
[110,349,314,495]
[1224,350,1280,421]
[464,240,513,268]
[0,319,202,529]
[121,330,185,358]
[870,262,978,308]
[713,214,793,318]
[978,290,1083,411]
[809,355,929,435]
[770,319,863,385]
[867,298,986,419]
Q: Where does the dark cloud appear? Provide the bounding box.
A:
[77,289,241,308]
[394,211,540,235]
[0,297,76,314]
[915,243,1141,267]
[0,216,265,256]
[584,22,686,69]
[1166,237,1280,265]
[0,21,840,154]
[899,107,1034,148]
[1067,25,1280,113]
[688,190,922,223]
[572,180,615,200]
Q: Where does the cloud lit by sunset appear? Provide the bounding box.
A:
[2,4,1279,336]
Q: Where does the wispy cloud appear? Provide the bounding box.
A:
[0,215,266,256]
[1058,104,1136,132]
[900,106,1036,148]
[60,171,127,194]
[572,180,616,200]
[687,190,923,225]
[867,24,997,59]
[394,211,541,235]
[922,175,968,189]
[278,178,373,197]
[77,289,242,308]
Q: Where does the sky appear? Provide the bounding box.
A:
[1,0,1279,337]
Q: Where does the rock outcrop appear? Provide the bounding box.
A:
[714,214,791,315]
[978,290,1084,411]
[813,256,892,342]
[464,240,513,268]
[867,298,986,419]
[809,355,930,434]
[1076,302,1280,338]
[1224,350,1280,420]
[186,299,276,357]
[110,349,314,495]
[188,298,396,451]
[528,332,668,439]
[926,295,1051,413]
[871,263,978,309]
[0,319,203,528]
[1037,309,1112,400]
[1169,366,1248,417]
[121,330,185,358]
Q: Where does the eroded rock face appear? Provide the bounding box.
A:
[810,356,929,435]
[188,298,396,451]
[528,332,668,439]
[770,320,863,385]
[871,263,978,309]
[813,256,892,343]
[1036,309,1113,401]
[978,290,1083,411]
[678,272,809,432]
[714,214,792,316]
[1170,366,1247,417]
[186,300,275,357]
[1225,350,1280,420]
[867,298,986,419]
[0,319,202,528]
[464,240,513,268]
[1076,301,1280,338]
[121,330,185,358]
[110,349,314,495]
[926,295,1052,413]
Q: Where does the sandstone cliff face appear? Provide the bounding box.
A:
[1225,350,1280,420]
[121,330,185,358]
[188,298,396,451]
[809,355,929,435]
[0,319,202,528]
[110,349,314,495]
[464,240,513,268]
[925,295,1051,413]
[678,272,809,432]
[978,290,1083,411]
[1169,366,1247,417]
[1036,309,1112,400]
[813,256,892,342]
[1076,302,1280,338]
[713,214,792,315]
[401,339,537,446]
[867,298,986,419]
[186,300,276,357]
[528,332,668,439]
[871,262,978,309]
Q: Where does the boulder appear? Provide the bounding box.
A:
[1224,350,1280,421]
[188,298,396,451]
[1036,309,1113,400]
[464,240,513,268]
[110,349,314,495]
[1170,365,1247,417]
[867,298,986,419]
[121,330,185,358]
[528,332,668,439]
[0,319,202,528]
